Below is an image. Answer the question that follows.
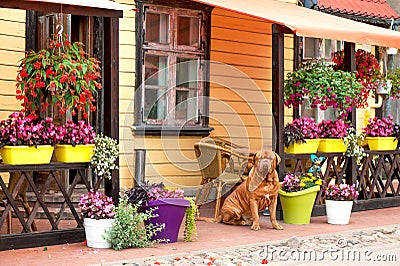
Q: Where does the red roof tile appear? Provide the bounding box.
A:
[318,0,400,19]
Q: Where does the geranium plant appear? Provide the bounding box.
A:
[318,119,350,139]
[284,60,362,115]
[281,172,322,193]
[16,34,102,118]
[387,68,400,98]
[363,115,395,137]
[89,133,119,180]
[79,190,115,220]
[0,111,58,148]
[324,183,359,201]
[333,49,381,108]
[57,120,96,146]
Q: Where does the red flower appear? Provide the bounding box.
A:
[33,62,42,70]
[60,74,68,83]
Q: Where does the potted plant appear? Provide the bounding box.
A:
[79,190,115,248]
[54,120,96,163]
[278,172,322,224]
[317,119,350,153]
[107,194,164,250]
[0,112,56,165]
[89,133,119,180]
[324,183,359,224]
[284,117,320,154]
[16,34,101,118]
[126,182,194,243]
[363,114,398,150]
[284,60,363,115]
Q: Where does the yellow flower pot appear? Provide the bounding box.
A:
[318,138,347,153]
[54,144,95,163]
[0,145,54,165]
[366,137,398,151]
[285,139,320,154]
[279,185,320,224]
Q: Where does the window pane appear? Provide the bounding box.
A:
[145,12,169,44]
[177,16,200,47]
[144,88,167,121]
[175,90,198,121]
[176,58,198,89]
[144,55,168,86]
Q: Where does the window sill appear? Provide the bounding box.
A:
[131,125,214,136]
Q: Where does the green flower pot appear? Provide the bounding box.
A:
[279,185,320,224]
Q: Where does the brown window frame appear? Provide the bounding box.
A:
[134,0,213,136]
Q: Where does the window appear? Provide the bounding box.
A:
[135,1,212,135]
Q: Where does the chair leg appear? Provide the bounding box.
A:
[214,180,224,219]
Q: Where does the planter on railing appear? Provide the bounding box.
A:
[0,145,54,165]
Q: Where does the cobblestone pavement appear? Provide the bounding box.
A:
[100,224,400,266]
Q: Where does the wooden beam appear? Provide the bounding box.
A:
[272,24,285,179]
[103,16,120,204]
[343,42,357,185]
[0,0,123,17]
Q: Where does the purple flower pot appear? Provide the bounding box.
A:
[142,198,190,243]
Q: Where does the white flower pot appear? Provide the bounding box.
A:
[84,218,114,248]
[325,200,353,225]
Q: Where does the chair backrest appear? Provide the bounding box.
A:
[194,142,226,184]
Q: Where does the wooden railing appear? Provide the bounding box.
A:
[0,163,98,251]
[284,150,400,210]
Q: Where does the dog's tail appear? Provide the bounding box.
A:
[196,215,222,223]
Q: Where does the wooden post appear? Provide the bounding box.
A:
[343,42,357,185]
[103,17,120,204]
[272,24,285,179]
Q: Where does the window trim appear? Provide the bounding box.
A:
[134,0,213,135]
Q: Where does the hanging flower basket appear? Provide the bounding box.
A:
[16,34,102,118]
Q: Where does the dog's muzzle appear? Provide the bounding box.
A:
[255,159,270,178]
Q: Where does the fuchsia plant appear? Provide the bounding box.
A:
[0,111,58,147]
[79,190,115,219]
[324,183,359,201]
[318,119,350,139]
[57,120,96,146]
[287,117,320,139]
[363,115,395,137]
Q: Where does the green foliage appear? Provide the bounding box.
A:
[184,197,198,242]
[387,68,400,97]
[107,195,164,250]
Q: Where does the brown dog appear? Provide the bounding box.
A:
[198,150,283,231]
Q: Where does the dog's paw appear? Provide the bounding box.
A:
[251,223,261,230]
[272,222,283,230]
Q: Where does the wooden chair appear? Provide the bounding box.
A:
[194,141,252,218]
[0,172,37,234]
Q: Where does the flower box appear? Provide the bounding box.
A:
[366,137,398,151]
[318,139,347,153]
[54,144,95,163]
[0,145,54,165]
[285,139,320,154]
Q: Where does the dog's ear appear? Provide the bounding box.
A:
[249,158,271,191]
[274,152,281,165]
